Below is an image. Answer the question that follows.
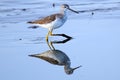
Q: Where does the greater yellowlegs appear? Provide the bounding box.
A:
[28,4,79,49]
[29,50,81,75]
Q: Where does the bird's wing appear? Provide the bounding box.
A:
[28,13,63,24]
[40,56,59,65]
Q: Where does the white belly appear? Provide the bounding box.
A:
[35,15,67,31]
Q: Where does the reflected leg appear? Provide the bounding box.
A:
[49,33,72,50]
[50,41,55,50]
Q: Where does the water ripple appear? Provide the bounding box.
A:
[0,1,120,24]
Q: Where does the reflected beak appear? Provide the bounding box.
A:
[68,8,79,14]
[29,54,40,58]
[73,65,82,70]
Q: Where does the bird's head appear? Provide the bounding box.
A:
[64,65,82,75]
[61,4,79,14]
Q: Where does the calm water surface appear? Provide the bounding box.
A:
[0,0,120,80]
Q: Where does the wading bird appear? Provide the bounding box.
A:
[28,4,79,49]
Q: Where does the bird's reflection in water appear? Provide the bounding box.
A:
[29,49,81,75]
[29,34,81,75]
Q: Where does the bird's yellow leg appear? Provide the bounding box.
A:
[46,32,49,42]
[49,31,52,36]
[49,28,54,36]
[46,31,52,50]
[49,31,56,50]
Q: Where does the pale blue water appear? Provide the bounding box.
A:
[0,0,120,80]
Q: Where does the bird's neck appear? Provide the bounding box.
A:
[60,9,67,15]
[64,64,71,70]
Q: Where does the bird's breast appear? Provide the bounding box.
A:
[53,15,67,29]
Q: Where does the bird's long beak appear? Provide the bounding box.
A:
[68,8,79,14]
[29,54,40,58]
[73,65,82,70]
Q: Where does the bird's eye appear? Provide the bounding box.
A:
[64,6,66,8]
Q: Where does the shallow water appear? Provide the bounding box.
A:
[0,0,120,80]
